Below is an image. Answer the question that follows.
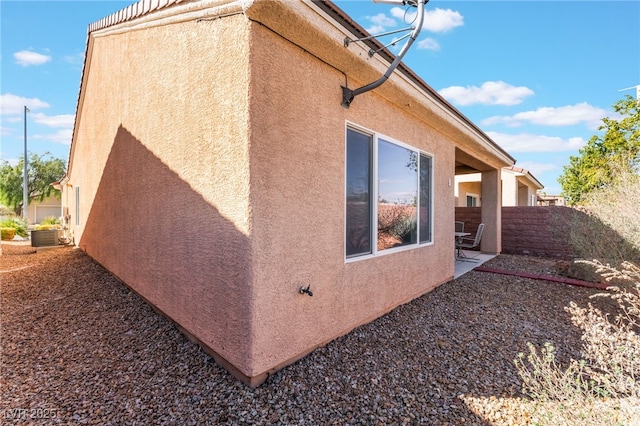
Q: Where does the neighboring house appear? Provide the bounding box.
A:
[455,166,543,207]
[26,194,62,225]
[58,0,515,386]
[537,193,566,206]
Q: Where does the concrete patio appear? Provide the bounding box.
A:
[453,250,496,279]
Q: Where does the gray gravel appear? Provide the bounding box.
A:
[0,243,627,424]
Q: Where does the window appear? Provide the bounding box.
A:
[346,126,433,259]
[75,187,80,226]
[466,194,478,207]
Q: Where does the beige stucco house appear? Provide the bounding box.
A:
[26,194,62,225]
[59,0,515,386]
[455,165,543,207]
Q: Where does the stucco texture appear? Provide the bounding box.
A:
[70,2,467,383]
[247,21,455,377]
[71,15,254,372]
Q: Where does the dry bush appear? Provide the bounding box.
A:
[513,164,640,424]
[514,261,640,424]
[569,167,640,266]
[581,168,640,253]
[571,261,640,399]
[568,210,639,267]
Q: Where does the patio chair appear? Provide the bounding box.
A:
[455,221,465,233]
[455,223,484,261]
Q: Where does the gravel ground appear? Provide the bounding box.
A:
[0,242,635,425]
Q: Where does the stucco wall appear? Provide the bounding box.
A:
[69,1,507,384]
[70,15,254,372]
[456,181,481,207]
[502,174,518,206]
[247,22,456,377]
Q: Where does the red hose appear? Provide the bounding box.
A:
[473,266,611,290]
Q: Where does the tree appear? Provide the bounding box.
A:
[0,152,66,216]
[559,95,640,205]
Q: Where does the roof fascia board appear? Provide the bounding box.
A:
[90,0,251,37]
[523,173,544,190]
[506,166,544,189]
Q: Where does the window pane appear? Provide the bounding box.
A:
[466,195,477,207]
[419,154,432,243]
[377,140,417,251]
[346,129,372,257]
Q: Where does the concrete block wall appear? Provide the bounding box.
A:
[455,206,576,259]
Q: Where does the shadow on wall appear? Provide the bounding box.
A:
[80,125,252,376]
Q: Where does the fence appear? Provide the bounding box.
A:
[455,206,577,259]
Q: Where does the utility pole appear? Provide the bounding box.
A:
[23,105,29,222]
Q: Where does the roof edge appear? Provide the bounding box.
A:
[313,0,515,166]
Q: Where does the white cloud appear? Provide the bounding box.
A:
[439,81,534,106]
[364,12,396,34]
[0,93,50,116]
[33,129,73,145]
[0,95,73,146]
[31,113,75,128]
[482,102,608,129]
[486,131,587,153]
[370,12,396,28]
[423,8,464,32]
[14,50,51,67]
[391,7,464,33]
[515,160,558,175]
[416,37,440,51]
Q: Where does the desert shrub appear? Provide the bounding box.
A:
[1,227,16,240]
[570,261,640,398]
[581,166,640,252]
[0,217,28,237]
[514,261,640,424]
[39,216,60,225]
[568,166,640,266]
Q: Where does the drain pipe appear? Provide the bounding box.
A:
[341,0,427,108]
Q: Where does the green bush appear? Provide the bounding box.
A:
[0,217,28,238]
[39,216,60,225]
[1,227,16,240]
[34,224,61,230]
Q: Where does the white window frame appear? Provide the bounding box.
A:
[345,123,434,262]
[466,193,479,207]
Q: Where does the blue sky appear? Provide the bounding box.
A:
[1,0,639,195]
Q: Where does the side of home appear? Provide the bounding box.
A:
[60,0,514,385]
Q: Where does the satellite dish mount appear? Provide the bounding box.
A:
[341,0,428,108]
